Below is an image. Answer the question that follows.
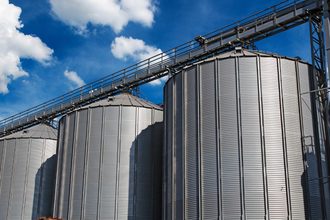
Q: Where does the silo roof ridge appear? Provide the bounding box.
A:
[0,123,57,140]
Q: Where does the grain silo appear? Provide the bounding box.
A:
[53,93,163,220]
[0,124,57,220]
[163,48,330,220]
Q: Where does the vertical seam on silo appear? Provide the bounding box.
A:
[97,107,105,220]
[6,139,17,220]
[39,138,48,215]
[182,71,186,220]
[115,106,122,220]
[0,140,7,217]
[39,137,47,216]
[21,138,31,218]
[60,119,67,217]
[0,140,5,197]
[50,140,57,216]
[56,119,66,217]
[197,64,202,220]
[162,84,168,220]
[216,58,223,220]
[277,58,292,219]
[61,119,69,218]
[150,108,155,220]
[82,109,91,220]
[68,111,78,219]
[295,62,310,219]
[134,107,139,219]
[235,57,246,220]
[183,68,191,219]
[257,56,269,220]
[169,80,173,220]
[173,76,176,220]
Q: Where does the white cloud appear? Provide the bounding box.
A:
[0,0,53,94]
[49,0,156,33]
[64,70,85,88]
[111,36,162,61]
[148,75,168,86]
[111,36,168,86]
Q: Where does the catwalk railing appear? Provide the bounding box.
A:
[0,0,324,137]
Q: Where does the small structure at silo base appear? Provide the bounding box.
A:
[53,93,163,220]
[0,124,57,220]
[163,49,330,220]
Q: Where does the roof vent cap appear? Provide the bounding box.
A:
[235,47,243,53]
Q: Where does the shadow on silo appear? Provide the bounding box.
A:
[32,155,57,220]
[301,170,310,219]
[128,122,163,220]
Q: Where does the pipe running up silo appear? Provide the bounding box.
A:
[53,93,163,220]
[163,49,330,220]
[0,124,57,220]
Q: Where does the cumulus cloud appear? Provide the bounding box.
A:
[148,75,168,86]
[49,0,156,33]
[111,36,168,86]
[64,70,85,88]
[0,0,53,94]
[111,36,162,61]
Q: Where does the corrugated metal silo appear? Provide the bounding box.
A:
[0,124,57,220]
[53,93,163,220]
[299,61,330,219]
[163,49,329,220]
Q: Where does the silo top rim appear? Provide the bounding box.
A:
[165,48,310,87]
[200,48,308,63]
[0,123,57,140]
[76,93,162,111]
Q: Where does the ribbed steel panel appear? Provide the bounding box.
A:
[280,59,305,220]
[200,61,218,219]
[184,67,199,220]
[175,73,184,220]
[164,49,313,220]
[260,57,288,219]
[166,80,173,220]
[219,58,241,220]
[239,57,265,219]
[0,124,57,220]
[53,94,163,220]
[298,63,323,220]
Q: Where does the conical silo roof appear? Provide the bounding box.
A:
[0,123,57,140]
[78,93,162,110]
[202,48,307,62]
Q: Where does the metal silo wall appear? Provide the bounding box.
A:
[0,135,57,220]
[164,54,309,220]
[299,63,330,220]
[53,105,163,220]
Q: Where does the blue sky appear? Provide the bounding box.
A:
[0,0,311,119]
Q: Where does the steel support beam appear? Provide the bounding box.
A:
[309,9,330,219]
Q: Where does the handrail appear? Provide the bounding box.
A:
[0,0,322,135]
